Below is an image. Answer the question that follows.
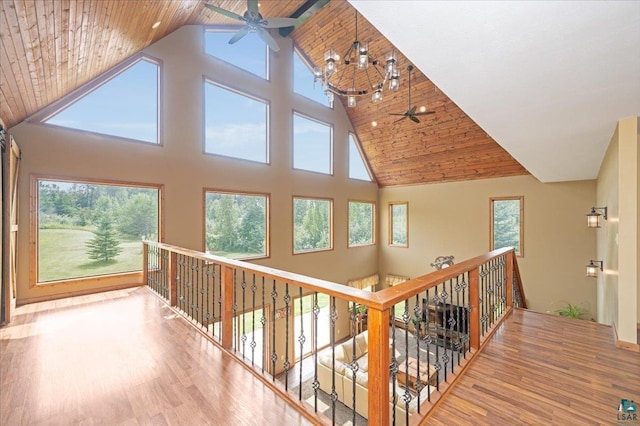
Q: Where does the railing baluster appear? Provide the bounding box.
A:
[330,296,337,425]
[283,283,290,391]
[271,279,277,382]
[261,276,266,374]
[312,291,320,413]
[298,287,304,401]
[251,274,257,367]
[241,271,246,358]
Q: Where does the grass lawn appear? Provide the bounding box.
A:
[39,228,143,282]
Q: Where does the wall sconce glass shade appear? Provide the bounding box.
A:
[586,206,607,228]
[585,260,603,277]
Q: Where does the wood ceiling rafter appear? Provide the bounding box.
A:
[0,0,528,187]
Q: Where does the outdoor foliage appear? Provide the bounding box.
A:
[205,193,267,258]
[294,198,331,252]
[38,181,159,281]
[349,201,373,246]
[86,215,122,262]
[492,199,521,253]
[390,203,407,245]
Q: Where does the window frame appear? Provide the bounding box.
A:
[348,199,376,248]
[203,77,271,164]
[30,174,164,288]
[203,188,271,261]
[203,26,270,81]
[348,132,375,182]
[292,45,333,109]
[490,196,524,257]
[388,202,409,248]
[31,53,163,146]
[292,111,334,176]
[292,196,334,255]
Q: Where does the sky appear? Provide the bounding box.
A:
[44,30,370,179]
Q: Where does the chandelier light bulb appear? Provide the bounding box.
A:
[358,42,369,69]
[348,94,357,108]
[389,69,400,91]
[372,89,383,103]
[385,50,397,74]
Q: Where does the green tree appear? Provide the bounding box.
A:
[117,192,158,239]
[86,215,122,262]
[237,197,265,254]
[349,202,373,246]
[493,199,520,252]
[207,195,239,252]
[294,199,330,251]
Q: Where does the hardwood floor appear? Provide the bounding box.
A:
[0,287,312,426]
[428,309,640,425]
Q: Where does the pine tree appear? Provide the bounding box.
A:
[86,215,122,262]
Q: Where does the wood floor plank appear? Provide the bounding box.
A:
[0,287,312,426]
[430,309,640,425]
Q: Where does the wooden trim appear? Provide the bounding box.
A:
[612,321,640,352]
[292,195,334,255]
[202,188,271,259]
[16,282,143,305]
[347,131,377,183]
[366,306,390,426]
[30,174,164,287]
[347,199,376,247]
[221,265,234,350]
[28,53,164,146]
[291,110,334,176]
[489,196,524,257]
[512,254,527,308]
[388,201,409,247]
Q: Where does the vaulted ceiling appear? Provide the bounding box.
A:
[2,0,532,186]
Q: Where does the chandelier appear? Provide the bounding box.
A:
[313,11,400,108]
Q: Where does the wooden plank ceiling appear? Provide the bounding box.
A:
[0,0,528,186]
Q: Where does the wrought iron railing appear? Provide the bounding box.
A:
[143,242,523,425]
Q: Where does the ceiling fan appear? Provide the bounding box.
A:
[388,65,435,124]
[203,0,299,52]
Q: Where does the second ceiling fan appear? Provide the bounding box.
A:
[388,65,435,124]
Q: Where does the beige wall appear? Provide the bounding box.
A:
[378,175,597,317]
[9,26,378,304]
[616,117,638,343]
[596,127,619,325]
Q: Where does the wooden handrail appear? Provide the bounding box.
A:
[142,241,523,426]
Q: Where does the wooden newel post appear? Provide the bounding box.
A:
[168,251,177,306]
[367,306,390,426]
[469,267,481,350]
[221,266,234,350]
[142,242,148,288]
[506,251,514,308]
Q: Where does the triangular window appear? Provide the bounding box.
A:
[205,29,268,80]
[349,133,373,181]
[43,56,159,144]
[293,48,331,107]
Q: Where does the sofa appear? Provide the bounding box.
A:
[316,330,426,422]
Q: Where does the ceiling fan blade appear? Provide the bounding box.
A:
[414,111,435,116]
[393,116,408,123]
[247,0,259,16]
[228,26,250,44]
[204,4,245,22]
[408,105,418,115]
[260,17,299,28]
[410,116,421,123]
[388,113,407,116]
[256,27,280,52]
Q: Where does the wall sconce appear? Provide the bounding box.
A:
[431,255,454,270]
[585,260,603,277]
[586,206,607,228]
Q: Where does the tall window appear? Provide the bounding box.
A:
[204,81,269,163]
[204,29,268,79]
[349,133,373,181]
[43,56,160,144]
[205,190,269,260]
[490,196,523,256]
[293,113,332,174]
[34,178,161,284]
[293,197,332,254]
[389,202,408,247]
[348,201,375,247]
[293,48,330,107]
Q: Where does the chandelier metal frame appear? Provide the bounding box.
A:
[313,11,400,108]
